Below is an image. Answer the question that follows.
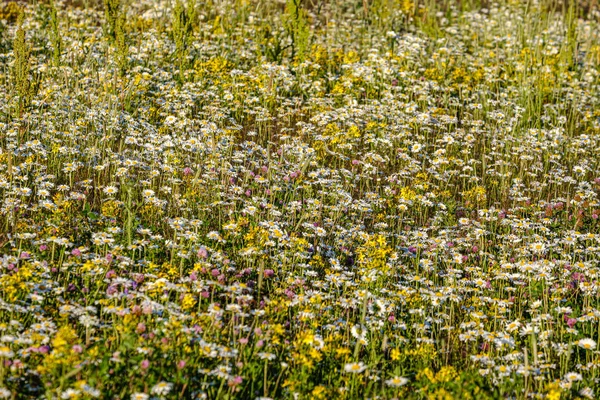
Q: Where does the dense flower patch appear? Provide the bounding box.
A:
[1,0,600,398]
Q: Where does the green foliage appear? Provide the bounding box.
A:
[258,23,288,64]
[48,0,62,66]
[103,0,127,74]
[172,0,197,83]
[283,0,310,63]
[12,14,33,114]
[103,0,121,41]
[0,2,23,23]
[115,10,127,74]
[366,0,394,30]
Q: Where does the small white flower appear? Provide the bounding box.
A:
[257,352,276,361]
[579,387,594,399]
[350,324,367,340]
[385,376,409,387]
[151,381,173,396]
[530,242,545,253]
[506,319,521,333]
[344,362,367,373]
[0,346,14,358]
[564,372,583,382]
[577,338,597,350]
[60,389,81,399]
[0,388,11,399]
[103,186,118,196]
[164,115,177,125]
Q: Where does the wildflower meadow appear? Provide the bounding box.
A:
[1,0,600,398]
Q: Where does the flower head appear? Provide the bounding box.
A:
[344,362,367,373]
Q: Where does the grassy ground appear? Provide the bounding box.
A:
[1,0,600,398]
